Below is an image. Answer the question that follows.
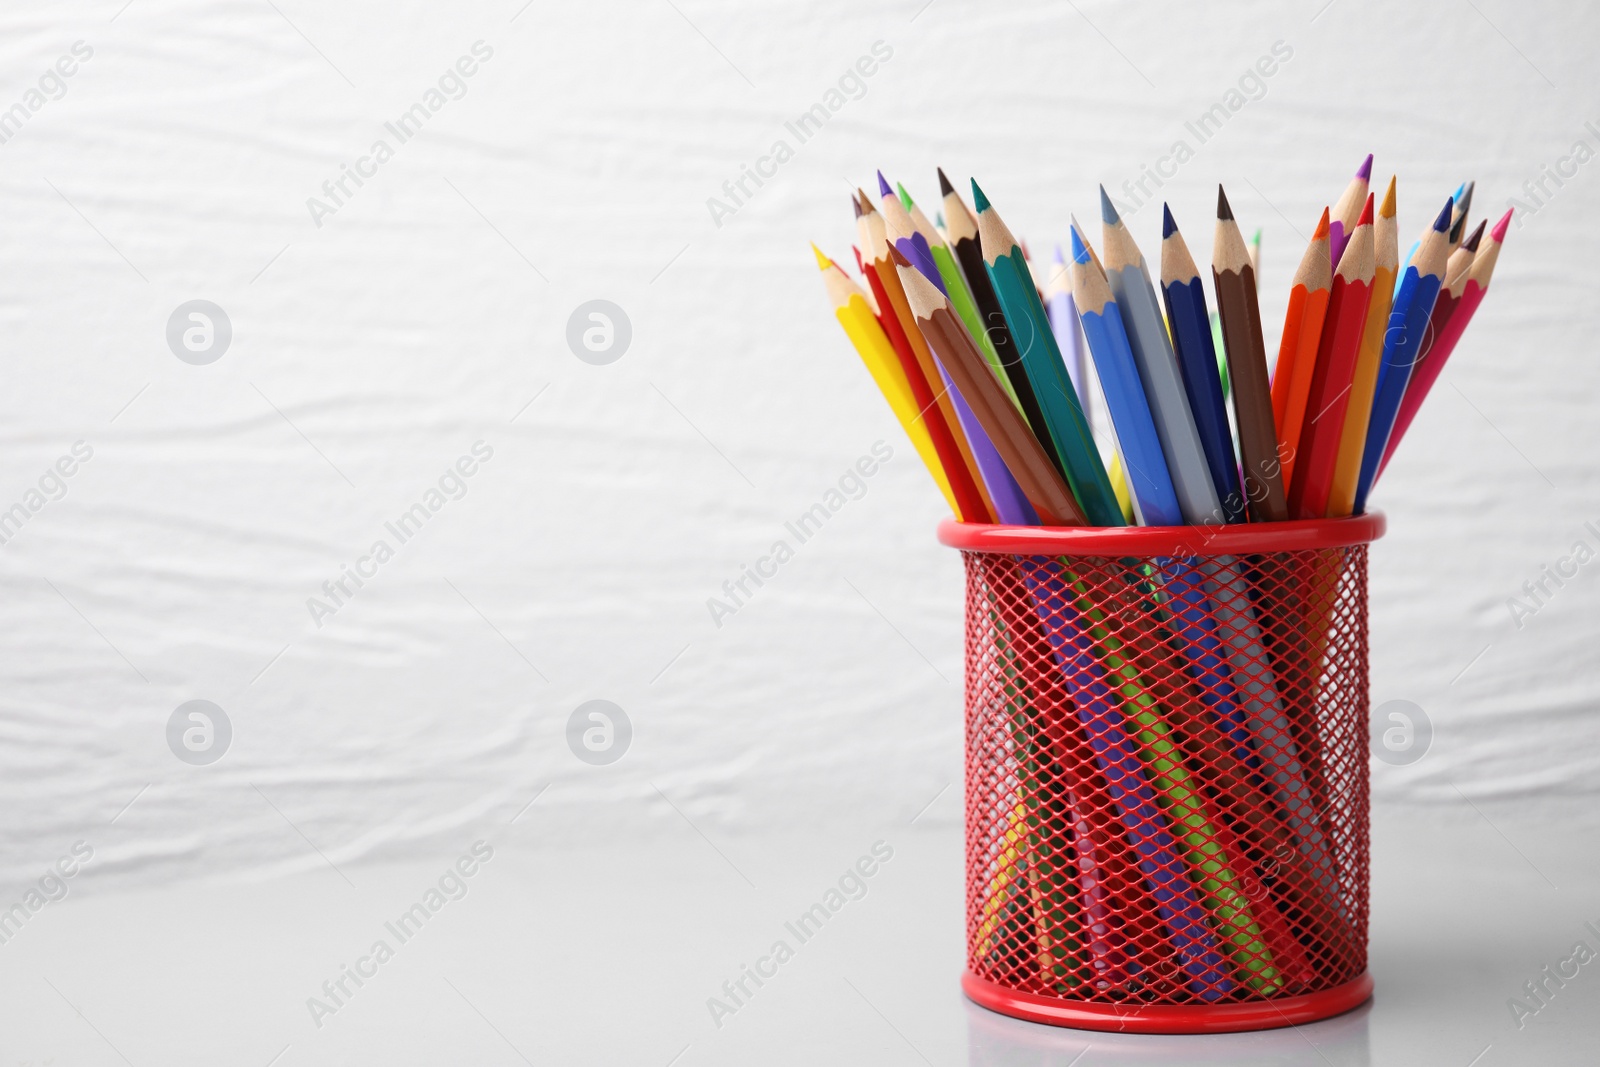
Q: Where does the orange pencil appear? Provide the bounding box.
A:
[1288,196,1375,519]
[1270,209,1332,492]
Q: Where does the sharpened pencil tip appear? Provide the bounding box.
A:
[896,181,914,211]
[1461,218,1487,253]
[970,180,991,213]
[1356,153,1374,181]
[1448,180,1476,241]
[1052,243,1066,265]
[1098,185,1119,225]
[1251,227,1262,245]
[1491,208,1513,243]
[1431,198,1454,231]
[811,243,832,270]
[935,211,944,229]
[1357,193,1374,226]
[886,243,912,269]
[1217,185,1234,220]
[876,171,893,198]
[1312,207,1330,240]
[1379,176,1397,218]
[1450,181,1466,202]
[851,194,863,218]
[936,167,955,198]
[1069,225,1090,265]
[1162,203,1177,238]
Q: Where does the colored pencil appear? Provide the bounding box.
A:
[1269,208,1333,494]
[975,182,1124,527]
[1212,187,1288,522]
[996,566,1179,993]
[940,171,1055,457]
[1399,180,1468,290]
[1327,176,1398,518]
[1378,208,1511,478]
[1159,204,1244,523]
[1046,246,1089,405]
[899,181,1020,409]
[1068,224,1183,527]
[1446,179,1476,253]
[878,171,940,285]
[859,194,995,522]
[1021,558,1234,997]
[898,252,1088,526]
[1288,195,1376,520]
[1207,225,1260,404]
[1367,218,1485,480]
[1448,218,1487,284]
[815,245,958,514]
[1099,189,1220,527]
[1352,197,1454,513]
[1327,153,1373,268]
[880,189,1031,524]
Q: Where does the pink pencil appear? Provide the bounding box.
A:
[1377,208,1512,480]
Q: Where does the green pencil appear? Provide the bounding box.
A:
[897,182,1019,406]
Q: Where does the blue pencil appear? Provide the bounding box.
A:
[1068,224,1183,527]
[1398,181,1465,294]
[1354,198,1453,513]
[1159,205,1245,524]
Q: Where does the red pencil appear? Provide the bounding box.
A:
[1378,209,1512,479]
[1289,196,1376,519]
[858,193,995,523]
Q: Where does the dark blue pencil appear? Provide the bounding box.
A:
[1160,205,1244,524]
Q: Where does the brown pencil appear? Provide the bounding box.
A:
[896,250,1087,526]
[1212,186,1288,522]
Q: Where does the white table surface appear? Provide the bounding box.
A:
[1,798,1595,1066]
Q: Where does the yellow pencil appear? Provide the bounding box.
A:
[1326,177,1398,517]
[815,244,958,513]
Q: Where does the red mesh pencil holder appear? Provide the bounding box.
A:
[939,513,1385,1034]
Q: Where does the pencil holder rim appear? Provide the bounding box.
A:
[936,512,1385,556]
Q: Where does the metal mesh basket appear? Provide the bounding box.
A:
[941,515,1384,1033]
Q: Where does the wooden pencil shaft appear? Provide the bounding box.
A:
[1212,206,1288,522]
[913,295,1087,525]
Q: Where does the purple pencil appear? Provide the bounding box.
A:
[1328,153,1373,268]
[1046,246,1088,402]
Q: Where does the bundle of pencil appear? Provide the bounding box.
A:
[812,159,1507,1000]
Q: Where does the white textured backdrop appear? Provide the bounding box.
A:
[2,0,1598,898]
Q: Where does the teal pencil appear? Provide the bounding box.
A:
[974,181,1123,527]
[1098,188,1221,527]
